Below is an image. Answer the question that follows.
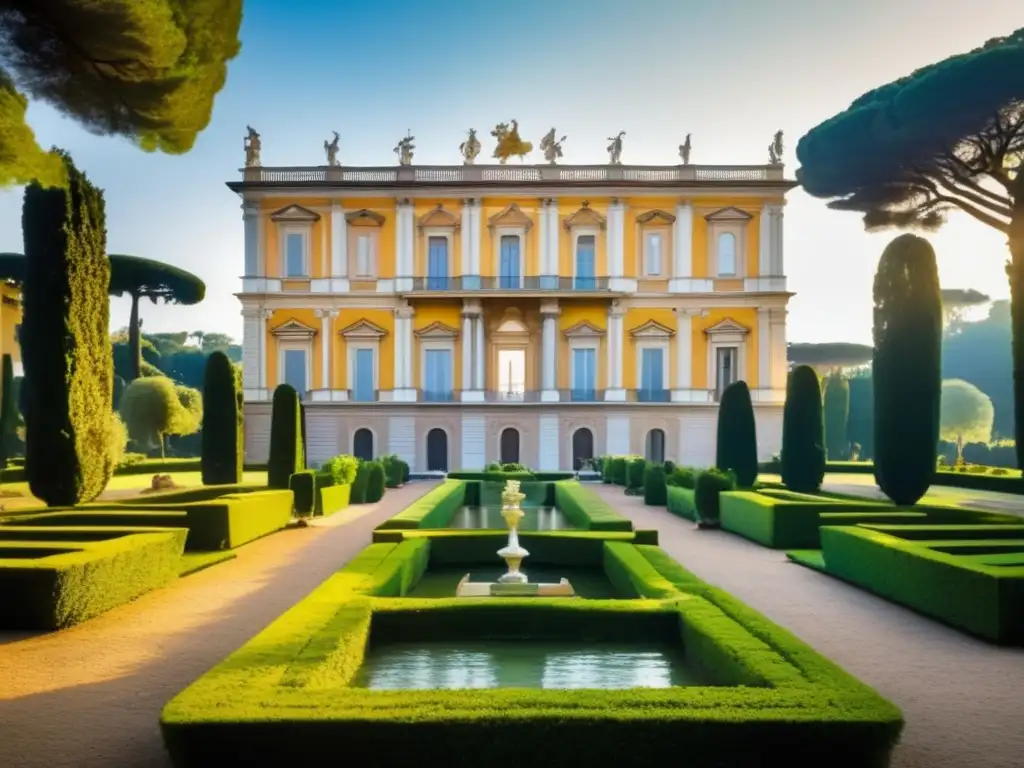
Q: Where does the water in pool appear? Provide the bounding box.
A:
[446,505,576,531]
[353,640,709,689]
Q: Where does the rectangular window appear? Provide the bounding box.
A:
[716,346,738,399]
[571,347,597,401]
[353,348,375,401]
[639,347,667,402]
[499,235,521,289]
[283,348,307,398]
[424,348,453,401]
[575,235,596,290]
[285,233,305,277]
[427,236,449,290]
[356,235,373,278]
[644,232,663,276]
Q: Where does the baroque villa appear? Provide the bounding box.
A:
[231,147,796,472]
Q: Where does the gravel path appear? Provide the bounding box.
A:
[590,484,1024,768]
[0,482,439,768]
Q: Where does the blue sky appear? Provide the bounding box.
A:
[0,0,1020,343]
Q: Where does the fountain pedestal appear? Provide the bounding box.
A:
[456,483,575,598]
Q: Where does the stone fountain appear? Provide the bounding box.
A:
[456,479,575,597]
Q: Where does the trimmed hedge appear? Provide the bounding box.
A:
[0,528,186,629]
[22,151,115,506]
[289,470,316,516]
[813,525,1024,644]
[375,480,467,530]
[694,468,735,526]
[3,490,294,551]
[553,482,633,531]
[202,351,244,485]
[642,463,667,506]
[317,482,351,517]
[113,483,262,505]
[161,537,902,766]
[666,485,698,521]
[268,385,304,489]
[446,471,574,482]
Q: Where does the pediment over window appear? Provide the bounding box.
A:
[563,201,606,231]
[636,209,676,225]
[418,204,460,231]
[629,319,675,338]
[414,321,459,339]
[488,203,533,231]
[704,318,750,336]
[339,319,388,339]
[704,206,753,222]
[345,209,386,227]
[563,320,606,338]
[270,319,317,340]
[270,204,320,223]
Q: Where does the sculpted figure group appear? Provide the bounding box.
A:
[244,125,785,168]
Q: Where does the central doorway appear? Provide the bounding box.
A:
[500,427,520,464]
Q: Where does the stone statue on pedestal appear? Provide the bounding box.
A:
[540,128,566,164]
[606,131,625,164]
[460,129,481,165]
[244,126,262,167]
[768,130,784,165]
[679,133,692,165]
[324,131,340,166]
[394,131,415,166]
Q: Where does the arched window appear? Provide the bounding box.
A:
[500,428,520,464]
[353,428,374,461]
[426,428,449,472]
[717,232,736,276]
[572,428,595,470]
[645,429,665,464]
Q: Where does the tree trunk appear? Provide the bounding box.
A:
[1009,177,1024,470]
[128,292,141,381]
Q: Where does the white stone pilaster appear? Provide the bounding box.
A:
[461,414,486,470]
[315,309,338,390]
[388,415,417,469]
[460,199,473,276]
[607,200,624,279]
[461,310,474,392]
[242,201,260,277]
[604,302,626,401]
[258,308,272,391]
[329,202,350,291]
[547,200,560,280]
[395,199,414,292]
[759,204,773,277]
[769,307,788,391]
[537,199,550,278]
[393,303,416,401]
[474,315,485,390]
[671,308,695,400]
[678,410,717,468]
[540,300,559,401]
[757,307,771,390]
[241,308,261,393]
[538,413,560,470]
[771,205,785,276]
[668,202,693,293]
[606,415,630,455]
[470,199,482,276]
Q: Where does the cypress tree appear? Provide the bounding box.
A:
[0,354,15,469]
[268,384,303,489]
[715,380,758,488]
[22,150,114,505]
[201,351,243,484]
[781,365,826,493]
[847,375,874,460]
[823,374,851,460]
[873,234,942,505]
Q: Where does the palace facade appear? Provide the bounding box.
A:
[231,161,796,472]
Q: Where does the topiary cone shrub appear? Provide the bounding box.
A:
[627,457,647,492]
[694,468,736,528]
[22,150,115,506]
[715,381,758,488]
[642,463,667,506]
[781,365,826,493]
[201,351,243,485]
[268,384,304,489]
[873,234,942,505]
[823,374,851,460]
[364,460,386,503]
[610,456,628,486]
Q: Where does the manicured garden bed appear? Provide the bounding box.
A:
[790,524,1024,645]
[161,531,902,766]
[0,527,187,629]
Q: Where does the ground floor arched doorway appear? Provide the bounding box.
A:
[572,427,594,470]
[353,428,374,461]
[500,428,520,464]
[426,428,449,472]
[645,428,665,464]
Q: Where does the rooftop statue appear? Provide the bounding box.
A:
[324,131,340,166]
[492,120,533,164]
[768,130,784,165]
[460,128,481,165]
[244,125,262,167]
[606,131,625,165]
[679,133,692,165]
[394,131,415,166]
[540,128,566,164]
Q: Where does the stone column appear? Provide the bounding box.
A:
[469,198,482,281]
[769,307,788,392]
[547,200,560,284]
[758,203,773,277]
[242,201,260,278]
[540,300,560,401]
[671,308,696,401]
[241,307,261,393]
[668,202,693,293]
[770,205,785,277]
[393,302,415,401]
[316,309,338,391]
[474,314,485,391]
[460,199,474,278]
[757,307,771,393]
[461,309,474,392]
[537,199,550,288]
[330,202,349,291]
[258,308,272,393]
[607,199,624,280]
[395,198,414,292]
[604,302,626,401]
